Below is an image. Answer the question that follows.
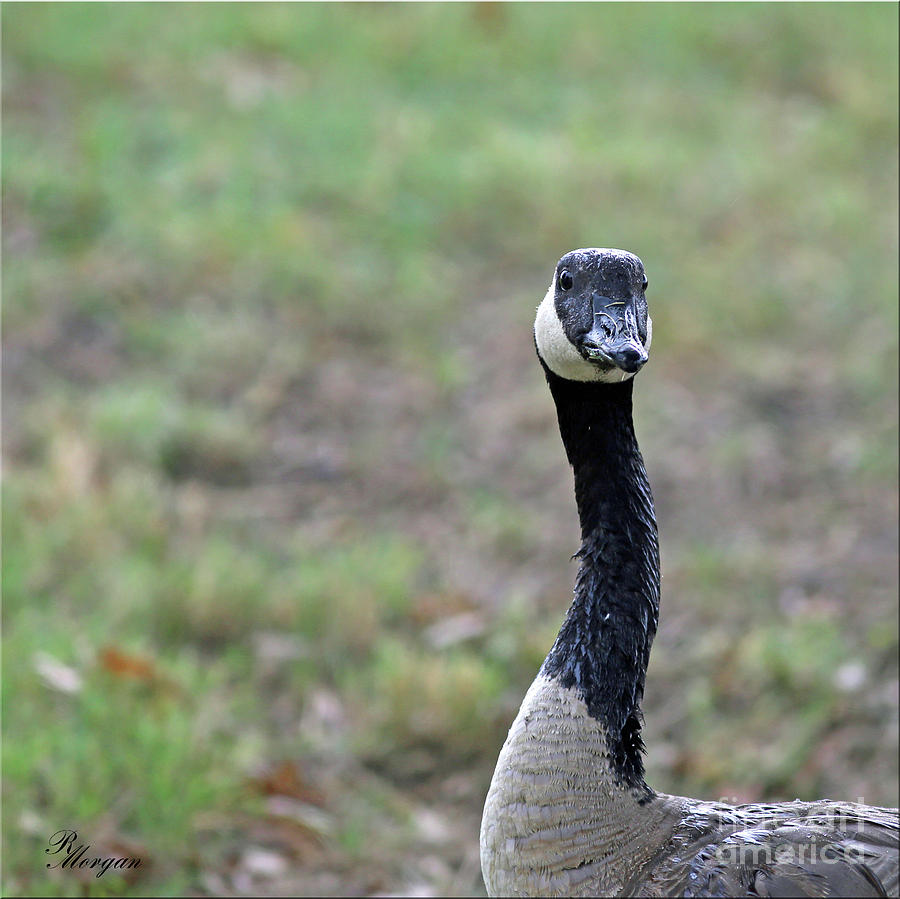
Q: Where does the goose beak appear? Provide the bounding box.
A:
[581,336,648,373]
[579,293,649,374]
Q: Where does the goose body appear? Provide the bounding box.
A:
[480,249,899,897]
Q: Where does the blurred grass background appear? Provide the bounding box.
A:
[2,3,898,896]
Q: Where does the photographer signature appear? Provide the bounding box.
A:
[45,830,142,879]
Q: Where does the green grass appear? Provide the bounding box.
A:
[3,4,898,895]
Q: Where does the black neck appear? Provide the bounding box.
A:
[539,363,660,792]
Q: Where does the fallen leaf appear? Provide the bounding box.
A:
[249,760,327,807]
[266,795,334,837]
[242,814,324,863]
[97,646,184,699]
[18,809,45,836]
[98,646,158,681]
[33,652,82,694]
[239,846,288,877]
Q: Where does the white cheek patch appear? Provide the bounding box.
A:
[534,284,639,384]
[534,285,606,382]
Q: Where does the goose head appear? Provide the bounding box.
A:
[535,248,652,382]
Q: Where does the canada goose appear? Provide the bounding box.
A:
[480,248,899,897]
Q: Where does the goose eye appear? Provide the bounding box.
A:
[641,274,648,291]
[558,270,573,291]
